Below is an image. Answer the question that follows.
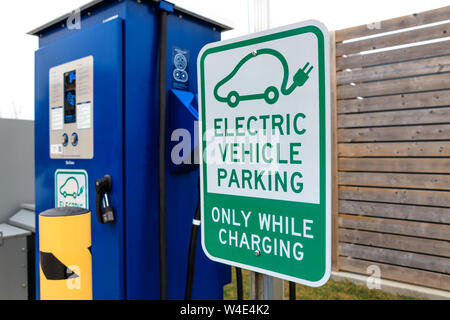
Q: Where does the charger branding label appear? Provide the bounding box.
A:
[198,20,331,287]
[55,169,88,209]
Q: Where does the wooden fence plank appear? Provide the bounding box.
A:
[337,55,450,84]
[339,228,450,257]
[337,22,450,56]
[335,6,450,42]
[339,214,450,241]
[339,200,450,224]
[339,186,450,207]
[337,74,450,99]
[338,124,450,142]
[338,90,450,114]
[337,39,450,70]
[339,172,450,190]
[339,158,450,173]
[339,256,450,290]
[338,107,450,128]
[338,141,450,157]
[339,243,449,274]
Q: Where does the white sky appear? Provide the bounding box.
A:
[1,0,449,120]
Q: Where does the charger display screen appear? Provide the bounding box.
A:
[64,70,76,123]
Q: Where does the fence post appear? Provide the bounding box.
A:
[330,30,340,272]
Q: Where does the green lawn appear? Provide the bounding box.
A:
[224,268,416,300]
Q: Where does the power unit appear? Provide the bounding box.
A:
[31,0,231,299]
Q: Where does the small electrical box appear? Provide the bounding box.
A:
[0,224,32,300]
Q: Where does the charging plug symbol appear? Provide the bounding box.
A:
[293,62,313,87]
[173,50,189,83]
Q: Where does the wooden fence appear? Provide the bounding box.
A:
[330,6,450,291]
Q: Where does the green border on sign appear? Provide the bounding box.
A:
[199,24,328,285]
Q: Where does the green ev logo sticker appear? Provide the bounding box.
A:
[59,176,84,199]
[213,48,313,108]
[55,169,88,209]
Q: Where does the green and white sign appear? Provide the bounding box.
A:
[198,20,331,286]
[55,169,88,209]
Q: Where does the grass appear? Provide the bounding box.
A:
[224,268,416,300]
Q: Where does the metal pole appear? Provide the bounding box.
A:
[250,272,284,300]
[250,272,264,300]
[248,0,285,300]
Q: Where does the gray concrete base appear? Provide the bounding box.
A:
[331,271,450,300]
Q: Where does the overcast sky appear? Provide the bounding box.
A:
[1,0,449,119]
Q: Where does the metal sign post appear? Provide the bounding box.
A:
[249,0,283,300]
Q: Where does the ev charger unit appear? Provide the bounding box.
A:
[30,0,231,299]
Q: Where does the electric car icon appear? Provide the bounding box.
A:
[214,48,313,108]
[59,176,84,199]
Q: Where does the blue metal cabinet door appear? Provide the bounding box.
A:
[35,19,124,299]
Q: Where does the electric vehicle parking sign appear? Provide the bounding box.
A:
[198,21,331,286]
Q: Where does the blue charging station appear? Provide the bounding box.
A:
[31,0,231,299]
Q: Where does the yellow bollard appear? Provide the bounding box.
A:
[39,207,92,300]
